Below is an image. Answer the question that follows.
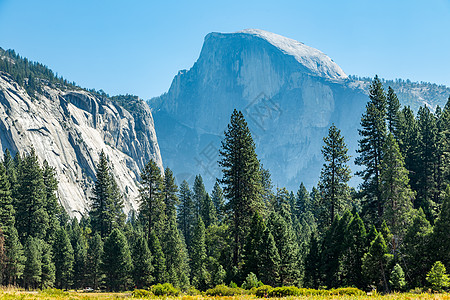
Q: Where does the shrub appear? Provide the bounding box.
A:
[329,287,365,295]
[254,285,273,297]
[296,288,328,296]
[426,261,450,292]
[186,286,201,296]
[268,286,300,297]
[132,289,153,298]
[206,284,247,296]
[229,281,238,288]
[151,283,181,296]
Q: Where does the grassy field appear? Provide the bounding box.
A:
[0,289,449,300]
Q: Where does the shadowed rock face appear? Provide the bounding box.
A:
[0,71,162,217]
[150,29,449,191]
[150,29,367,191]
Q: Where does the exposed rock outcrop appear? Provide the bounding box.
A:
[0,71,162,217]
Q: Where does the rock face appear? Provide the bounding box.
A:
[150,29,449,191]
[0,71,162,217]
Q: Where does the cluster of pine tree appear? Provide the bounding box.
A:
[0,77,449,293]
[0,48,78,95]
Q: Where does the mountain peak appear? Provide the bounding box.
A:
[231,29,347,80]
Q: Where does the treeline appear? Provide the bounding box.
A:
[0,76,450,293]
[0,48,78,95]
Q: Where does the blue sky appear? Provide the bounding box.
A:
[0,0,449,99]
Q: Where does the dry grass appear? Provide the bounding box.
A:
[0,289,448,300]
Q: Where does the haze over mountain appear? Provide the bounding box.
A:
[150,29,450,190]
[0,48,163,216]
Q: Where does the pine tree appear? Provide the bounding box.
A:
[0,162,15,232]
[130,233,153,289]
[341,213,367,288]
[163,167,179,220]
[177,180,194,251]
[319,124,351,225]
[207,257,226,287]
[53,227,74,289]
[87,232,103,290]
[102,228,132,291]
[402,209,432,288]
[437,98,450,194]
[90,150,125,238]
[0,161,24,286]
[258,226,280,287]
[2,149,17,195]
[294,183,317,253]
[380,133,414,241]
[72,227,88,289]
[219,110,263,267]
[162,215,190,289]
[15,148,49,241]
[320,211,352,288]
[436,102,450,203]
[42,160,62,245]
[295,182,311,218]
[148,231,167,284]
[268,212,300,286]
[23,237,41,289]
[138,159,165,241]
[386,86,402,139]
[39,240,55,289]
[242,212,266,278]
[397,106,420,188]
[202,194,217,228]
[304,233,321,289]
[431,186,450,269]
[274,187,293,223]
[193,175,207,218]
[211,182,225,223]
[2,225,24,286]
[356,75,387,223]
[190,217,209,290]
[416,106,439,219]
[260,164,274,213]
[362,232,393,293]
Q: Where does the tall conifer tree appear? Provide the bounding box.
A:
[53,227,74,289]
[162,215,190,288]
[87,232,103,290]
[138,159,165,241]
[380,134,414,242]
[102,229,132,291]
[211,182,225,223]
[148,231,167,284]
[190,217,209,290]
[90,150,125,238]
[178,180,194,251]
[130,233,153,288]
[219,109,263,267]
[16,148,48,241]
[387,86,402,139]
[356,75,387,223]
[163,167,179,220]
[319,124,351,225]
